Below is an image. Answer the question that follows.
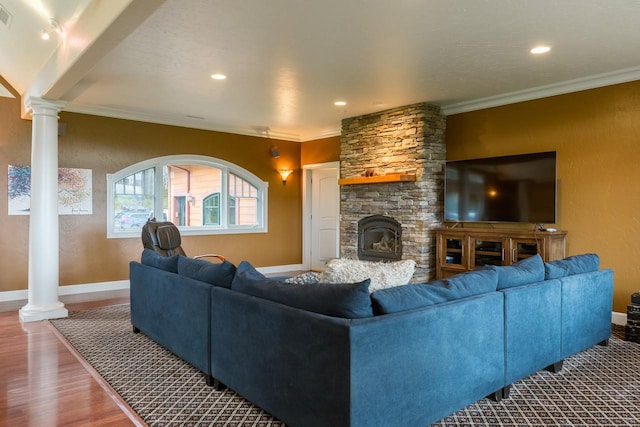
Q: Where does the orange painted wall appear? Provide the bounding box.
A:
[0,92,303,292]
[301,136,341,165]
[446,81,640,312]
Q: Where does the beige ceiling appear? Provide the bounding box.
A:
[2,0,640,141]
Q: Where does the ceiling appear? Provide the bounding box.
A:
[2,0,640,142]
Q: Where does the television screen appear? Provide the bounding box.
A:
[444,151,557,223]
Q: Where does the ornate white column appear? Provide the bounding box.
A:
[19,97,68,322]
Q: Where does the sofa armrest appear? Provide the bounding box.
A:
[560,269,614,358]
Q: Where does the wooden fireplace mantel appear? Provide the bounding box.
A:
[338,173,416,186]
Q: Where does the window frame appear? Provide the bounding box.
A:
[107,154,268,238]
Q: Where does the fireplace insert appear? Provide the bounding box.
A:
[358,215,402,261]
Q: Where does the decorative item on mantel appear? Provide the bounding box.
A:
[338,170,417,186]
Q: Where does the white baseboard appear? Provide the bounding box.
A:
[256,264,305,275]
[0,289,28,302]
[0,280,130,303]
[59,280,130,295]
[612,311,627,326]
[0,264,304,303]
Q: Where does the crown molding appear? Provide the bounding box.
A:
[299,127,342,141]
[62,103,305,142]
[442,66,640,116]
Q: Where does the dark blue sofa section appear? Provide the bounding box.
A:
[213,263,505,427]
[129,251,614,427]
[129,250,236,380]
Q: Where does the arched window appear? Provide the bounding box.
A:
[107,155,268,238]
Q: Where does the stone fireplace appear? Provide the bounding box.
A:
[339,102,446,282]
[358,215,402,262]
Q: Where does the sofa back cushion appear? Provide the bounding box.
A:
[496,254,545,290]
[141,248,180,273]
[231,261,373,319]
[371,268,498,315]
[177,256,236,288]
[545,253,600,279]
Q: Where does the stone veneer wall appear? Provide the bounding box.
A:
[340,102,446,282]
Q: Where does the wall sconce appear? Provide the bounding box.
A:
[40,18,63,41]
[186,194,196,205]
[278,169,293,185]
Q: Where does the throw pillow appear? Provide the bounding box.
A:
[140,249,180,273]
[495,254,545,290]
[545,253,600,277]
[284,271,321,285]
[544,262,570,280]
[177,256,237,288]
[232,261,374,319]
[371,268,498,315]
[320,258,415,292]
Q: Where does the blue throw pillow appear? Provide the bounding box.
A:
[544,262,570,280]
[546,253,600,277]
[496,254,545,290]
[177,256,236,288]
[140,249,179,273]
[231,261,373,319]
[371,268,498,315]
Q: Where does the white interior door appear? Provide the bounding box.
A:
[310,166,339,271]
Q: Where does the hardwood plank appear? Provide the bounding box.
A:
[0,292,142,426]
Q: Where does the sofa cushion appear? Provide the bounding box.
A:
[177,256,236,288]
[319,258,416,292]
[232,261,373,318]
[544,262,571,280]
[546,253,600,277]
[141,249,180,273]
[496,254,545,290]
[371,268,499,315]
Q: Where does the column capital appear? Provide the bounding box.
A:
[25,97,67,117]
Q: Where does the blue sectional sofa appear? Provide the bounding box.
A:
[129,250,613,427]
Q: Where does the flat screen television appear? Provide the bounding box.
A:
[444,151,557,224]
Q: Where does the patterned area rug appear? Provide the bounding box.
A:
[51,305,640,427]
[51,304,283,427]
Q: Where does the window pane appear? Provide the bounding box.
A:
[167,164,222,227]
[203,193,221,225]
[229,197,236,225]
[113,168,154,230]
[229,173,257,225]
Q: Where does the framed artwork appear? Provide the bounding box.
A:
[8,165,93,215]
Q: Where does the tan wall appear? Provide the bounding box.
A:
[446,81,640,313]
[301,136,341,165]
[0,95,302,292]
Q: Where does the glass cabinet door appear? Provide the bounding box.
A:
[442,236,465,267]
[472,238,506,268]
[511,238,542,263]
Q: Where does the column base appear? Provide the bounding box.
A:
[19,302,68,322]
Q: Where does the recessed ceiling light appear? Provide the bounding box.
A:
[530,45,551,54]
[211,73,227,80]
[334,101,347,106]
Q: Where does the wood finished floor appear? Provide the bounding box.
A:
[0,290,144,426]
